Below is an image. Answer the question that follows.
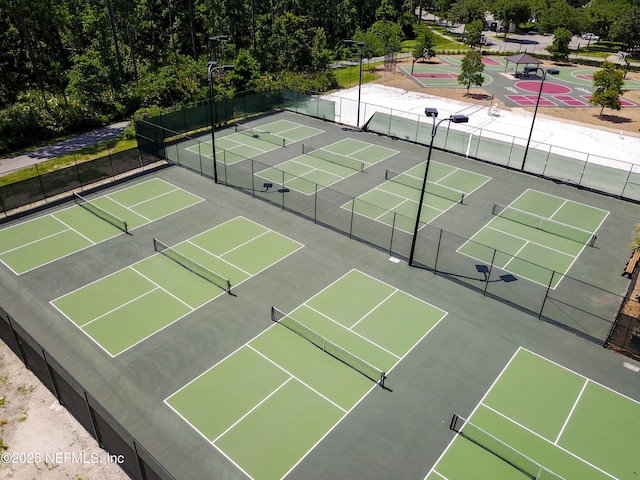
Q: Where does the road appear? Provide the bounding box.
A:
[0,121,130,176]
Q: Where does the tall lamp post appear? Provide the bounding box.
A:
[208,61,234,184]
[409,107,469,266]
[521,67,547,172]
[343,39,365,127]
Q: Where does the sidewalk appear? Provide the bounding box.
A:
[0,121,130,176]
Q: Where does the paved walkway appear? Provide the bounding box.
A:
[0,121,130,175]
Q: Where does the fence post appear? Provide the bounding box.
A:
[483,249,497,296]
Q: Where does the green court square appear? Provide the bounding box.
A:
[215,379,344,480]
[305,270,395,328]
[53,208,119,243]
[0,215,67,251]
[52,268,156,326]
[220,231,303,275]
[352,291,446,356]
[166,346,290,441]
[1,230,92,275]
[132,255,226,308]
[108,178,177,205]
[83,289,192,355]
[289,304,399,373]
[558,382,640,480]
[250,326,373,410]
[189,216,270,255]
[482,350,586,441]
[510,189,564,216]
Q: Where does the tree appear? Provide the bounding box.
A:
[535,0,581,35]
[608,6,640,53]
[589,61,628,116]
[412,25,436,60]
[226,48,260,92]
[464,19,485,50]
[458,49,484,93]
[545,27,572,62]
[492,0,531,38]
[448,0,486,26]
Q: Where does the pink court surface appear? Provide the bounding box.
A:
[515,81,571,94]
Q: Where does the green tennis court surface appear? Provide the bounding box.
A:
[186,119,324,164]
[0,179,203,275]
[257,138,398,194]
[166,269,447,480]
[426,347,640,480]
[344,161,490,232]
[51,216,303,356]
[458,189,608,288]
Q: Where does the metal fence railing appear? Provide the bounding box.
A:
[0,148,163,219]
[0,305,174,480]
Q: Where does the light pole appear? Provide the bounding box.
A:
[409,107,469,266]
[521,67,547,172]
[208,61,234,184]
[208,35,229,62]
[343,39,365,127]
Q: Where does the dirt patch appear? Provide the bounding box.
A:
[375,59,640,135]
[0,342,129,480]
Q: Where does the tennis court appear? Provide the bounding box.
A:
[50,216,303,356]
[185,119,324,165]
[426,347,640,480]
[257,139,398,194]
[0,178,203,275]
[344,161,490,232]
[166,269,447,480]
[458,189,608,288]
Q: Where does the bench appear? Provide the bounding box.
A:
[623,249,640,278]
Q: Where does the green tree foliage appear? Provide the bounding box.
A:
[492,0,531,37]
[458,49,485,92]
[589,61,628,116]
[608,5,640,52]
[534,0,581,35]
[413,26,437,59]
[448,0,486,26]
[464,19,485,49]
[545,27,573,62]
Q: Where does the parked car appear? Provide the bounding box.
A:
[581,33,599,41]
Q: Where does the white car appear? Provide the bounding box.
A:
[581,33,599,41]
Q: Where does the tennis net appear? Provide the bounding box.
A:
[153,238,231,293]
[385,169,465,204]
[492,203,595,246]
[235,124,286,147]
[271,306,386,386]
[302,144,365,172]
[73,193,128,233]
[450,413,566,480]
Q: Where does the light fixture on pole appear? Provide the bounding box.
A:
[208,35,229,62]
[208,61,235,184]
[521,67,547,172]
[408,107,469,266]
[343,39,365,127]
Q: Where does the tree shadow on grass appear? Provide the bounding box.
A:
[594,114,633,124]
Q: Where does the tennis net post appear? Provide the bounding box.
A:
[302,144,365,172]
[235,123,286,147]
[492,203,595,246]
[385,169,465,204]
[271,306,386,387]
[73,192,129,234]
[449,413,566,480]
[153,238,231,294]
